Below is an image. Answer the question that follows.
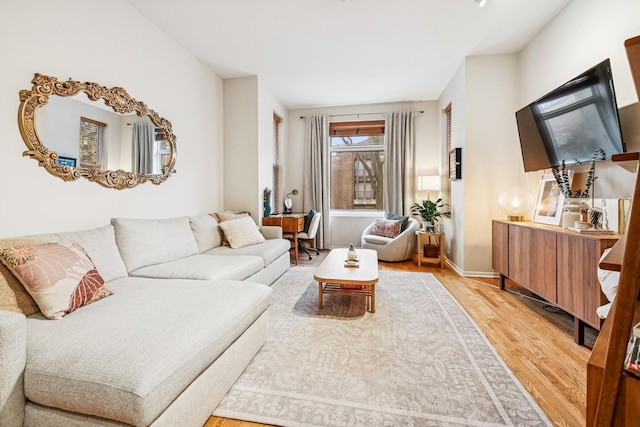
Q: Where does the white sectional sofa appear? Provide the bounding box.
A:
[0,214,291,426]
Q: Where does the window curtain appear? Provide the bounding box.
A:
[132,117,156,174]
[302,115,330,249]
[384,111,416,215]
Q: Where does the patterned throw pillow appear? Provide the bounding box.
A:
[218,216,266,249]
[386,212,409,232]
[0,241,113,319]
[0,239,45,315]
[371,219,403,239]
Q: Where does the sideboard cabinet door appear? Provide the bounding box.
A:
[557,234,614,329]
[508,225,557,303]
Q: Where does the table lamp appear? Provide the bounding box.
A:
[498,186,534,221]
[283,189,298,214]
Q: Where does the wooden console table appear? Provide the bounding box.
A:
[262,213,305,264]
[492,220,619,345]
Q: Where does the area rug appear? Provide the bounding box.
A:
[213,268,551,426]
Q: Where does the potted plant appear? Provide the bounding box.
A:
[551,148,605,199]
[410,198,445,232]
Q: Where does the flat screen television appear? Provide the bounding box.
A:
[515,58,626,172]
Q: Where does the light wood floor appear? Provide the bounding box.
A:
[206,251,591,427]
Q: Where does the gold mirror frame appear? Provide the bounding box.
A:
[18,73,177,189]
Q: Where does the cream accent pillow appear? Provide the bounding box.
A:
[213,211,250,222]
[0,241,113,319]
[218,216,265,249]
[212,211,250,246]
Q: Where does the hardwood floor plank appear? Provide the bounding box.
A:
[207,253,589,426]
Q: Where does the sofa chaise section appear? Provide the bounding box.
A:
[22,277,272,426]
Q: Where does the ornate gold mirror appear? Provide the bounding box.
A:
[18,73,176,189]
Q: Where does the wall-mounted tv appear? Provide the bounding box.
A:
[515,58,626,172]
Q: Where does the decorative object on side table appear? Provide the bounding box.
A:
[263,187,272,217]
[411,198,446,232]
[551,148,606,229]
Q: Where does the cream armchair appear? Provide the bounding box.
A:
[360,217,419,262]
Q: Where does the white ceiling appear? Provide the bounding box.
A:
[125,0,574,109]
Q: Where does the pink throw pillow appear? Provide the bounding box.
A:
[371,219,403,239]
[0,241,112,319]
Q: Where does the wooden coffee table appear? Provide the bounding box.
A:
[314,248,379,313]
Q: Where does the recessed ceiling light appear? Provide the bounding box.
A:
[475,0,487,7]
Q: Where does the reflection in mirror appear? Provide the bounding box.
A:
[18,74,176,189]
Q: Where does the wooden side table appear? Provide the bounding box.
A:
[415,231,444,268]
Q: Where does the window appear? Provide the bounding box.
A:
[79,117,107,169]
[273,114,282,212]
[330,120,385,210]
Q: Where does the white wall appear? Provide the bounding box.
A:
[438,0,640,276]
[0,0,224,237]
[223,77,259,219]
[436,55,520,276]
[438,63,466,270]
[287,101,437,248]
[517,0,640,206]
[223,76,288,221]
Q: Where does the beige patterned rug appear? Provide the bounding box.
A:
[213,268,551,426]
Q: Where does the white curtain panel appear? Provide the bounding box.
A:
[132,117,157,174]
[302,115,329,249]
[384,111,416,215]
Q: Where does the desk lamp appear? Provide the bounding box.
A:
[283,189,299,214]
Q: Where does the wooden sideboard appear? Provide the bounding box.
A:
[492,220,619,345]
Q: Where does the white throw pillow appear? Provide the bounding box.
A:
[598,248,619,303]
[218,216,265,249]
[0,241,112,319]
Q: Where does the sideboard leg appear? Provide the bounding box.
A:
[574,317,585,346]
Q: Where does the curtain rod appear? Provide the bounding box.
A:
[299,110,424,119]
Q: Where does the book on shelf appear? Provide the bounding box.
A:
[624,322,640,376]
[567,227,615,235]
[340,284,363,290]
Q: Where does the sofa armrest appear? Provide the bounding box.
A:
[260,226,282,240]
[0,310,26,426]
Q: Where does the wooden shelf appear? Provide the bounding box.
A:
[612,152,640,162]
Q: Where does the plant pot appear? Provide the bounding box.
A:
[562,198,589,229]
[422,220,435,232]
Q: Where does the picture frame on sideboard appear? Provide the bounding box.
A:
[533,173,565,226]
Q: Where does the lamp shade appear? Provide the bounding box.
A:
[417,176,440,192]
[498,187,534,221]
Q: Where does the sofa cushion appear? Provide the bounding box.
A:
[0,242,112,319]
[56,225,128,282]
[189,215,223,252]
[218,217,266,249]
[207,238,291,268]
[362,234,393,245]
[130,254,264,281]
[111,217,199,272]
[24,277,272,426]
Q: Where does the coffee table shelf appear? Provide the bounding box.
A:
[314,248,379,313]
